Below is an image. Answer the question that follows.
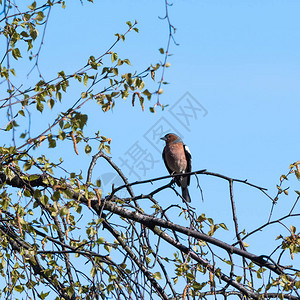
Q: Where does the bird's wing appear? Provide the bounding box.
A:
[184,144,192,186]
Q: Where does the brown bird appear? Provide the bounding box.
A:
[161,133,192,202]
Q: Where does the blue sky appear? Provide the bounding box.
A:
[40,0,299,262]
[1,0,300,292]
[10,0,300,236]
[44,2,300,203]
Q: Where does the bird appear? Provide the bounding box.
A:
[161,133,192,203]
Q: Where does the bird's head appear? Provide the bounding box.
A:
[161,133,183,144]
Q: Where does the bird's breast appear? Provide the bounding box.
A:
[164,144,187,173]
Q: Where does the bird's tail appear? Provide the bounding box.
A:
[181,187,191,203]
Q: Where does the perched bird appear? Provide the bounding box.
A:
[161,133,192,202]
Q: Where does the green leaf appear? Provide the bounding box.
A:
[48,137,56,148]
[208,218,214,225]
[219,223,228,230]
[36,101,44,113]
[18,109,25,116]
[14,285,24,293]
[104,145,110,154]
[66,286,75,298]
[83,73,88,87]
[29,175,39,181]
[30,28,38,40]
[60,207,69,216]
[40,291,50,299]
[12,48,22,60]
[104,244,111,253]
[111,52,118,63]
[28,1,37,10]
[52,191,61,201]
[24,190,31,197]
[90,266,97,278]
[36,11,45,22]
[33,189,42,198]
[112,68,118,76]
[6,122,13,131]
[138,81,145,90]
[40,195,49,206]
[24,162,32,171]
[85,144,92,155]
[123,58,131,65]
[153,272,162,280]
[47,98,55,109]
[124,73,132,85]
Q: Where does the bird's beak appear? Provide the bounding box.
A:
[160,137,166,141]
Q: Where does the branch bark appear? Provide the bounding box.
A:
[0,170,298,299]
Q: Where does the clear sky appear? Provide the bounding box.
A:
[36,2,300,210]
[1,0,300,290]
